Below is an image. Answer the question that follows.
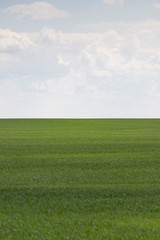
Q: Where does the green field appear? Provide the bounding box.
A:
[0,119,160,239]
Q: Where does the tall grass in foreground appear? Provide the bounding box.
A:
[0,119,160,239]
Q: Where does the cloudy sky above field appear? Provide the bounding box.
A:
[1,0,160,117]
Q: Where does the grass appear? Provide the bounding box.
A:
[0,119,160,239]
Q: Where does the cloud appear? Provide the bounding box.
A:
[0,29,35,53]
[1,20,160,117]
[3,2,70,20]
[152,1,160,8]
[58,55,69,66]
[102,0,124,6]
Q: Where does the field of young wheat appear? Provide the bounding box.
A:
[0,119,160,239]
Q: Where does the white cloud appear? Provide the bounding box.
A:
[102,0,124,6]
[0,29,35,52]
[58,55,69,66]
[152,0,160,8]
[3,2,70,20]
[1,20,160,117]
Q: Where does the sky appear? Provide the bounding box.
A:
[1,0,160,118]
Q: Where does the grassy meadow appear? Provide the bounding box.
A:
[0,119,160,239]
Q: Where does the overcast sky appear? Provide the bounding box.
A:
[1,0,160,118]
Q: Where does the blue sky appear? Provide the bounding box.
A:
[1,0,160,117]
